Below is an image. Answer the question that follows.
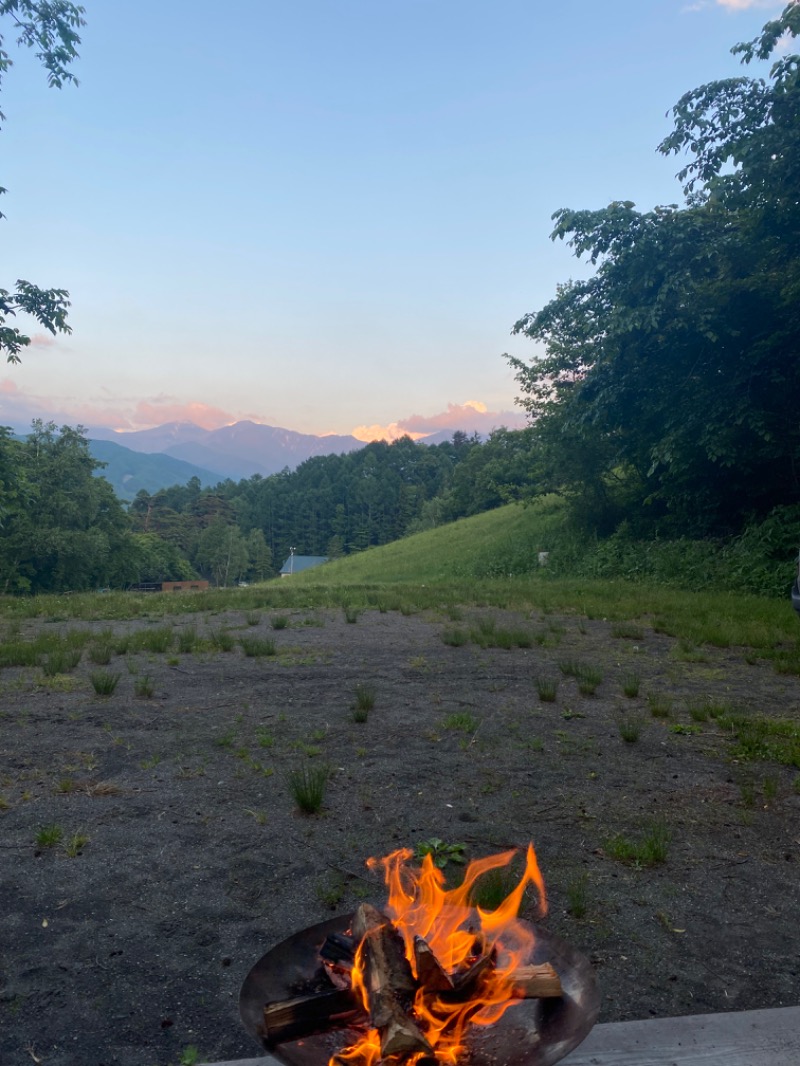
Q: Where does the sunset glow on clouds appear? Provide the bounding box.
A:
[0,381,527,443]
[129,399,238,431]
[352,401,527,442]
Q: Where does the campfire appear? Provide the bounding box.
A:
[258,845,572,1066]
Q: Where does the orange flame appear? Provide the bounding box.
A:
[331,844,547,1066]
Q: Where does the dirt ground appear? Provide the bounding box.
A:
[1,603,799,1066]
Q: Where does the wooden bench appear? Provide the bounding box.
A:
[201,1005,800,1066]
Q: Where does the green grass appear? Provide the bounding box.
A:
[134,675,155,698]
[90,670,120,696]
[443,712,478,733]
[718,713,800,768]
[441,627,469,647]
[619,717,642,743]
[239,635,276,657]
[36,824,64,848]
[605,821,671,867]
[288,763,330,814]
[535,676,559,702]
[647,693,673,719]
[622,672,641,698]
[352,682,376,722]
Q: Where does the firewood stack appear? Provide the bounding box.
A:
[262,902,562,1063]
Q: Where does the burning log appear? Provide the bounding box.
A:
[414,935,454,992]
[262,988,359,1044]
[353,904,433,1058]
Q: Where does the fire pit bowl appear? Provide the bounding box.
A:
[240,914,600,1066]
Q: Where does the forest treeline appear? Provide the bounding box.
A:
[0,421,540,593]
[2,9,799,597]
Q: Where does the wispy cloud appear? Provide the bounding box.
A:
[715,0,784,9]
[683,0,783,11]
[29,333,59,348]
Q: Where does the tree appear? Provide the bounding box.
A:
[195,517,248,587]
[1,1,85,363]
[0,421,134,593]
[507,4,800,536]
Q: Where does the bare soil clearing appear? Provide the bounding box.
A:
[1,604,799,1066]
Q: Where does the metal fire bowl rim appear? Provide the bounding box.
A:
[239,912,600,1066]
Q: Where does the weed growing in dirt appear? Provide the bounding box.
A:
[179,1047,200,1066]
[240,636,276,657]
[315,871,346,909]
[343,604,360,623]
[134,675,155,698]
[557,658,581,677]
[132,626,174,653]
[611,621,644,640]
[443,712,478,733]
[647,693,672,718]
[536,676,558,702]
[718,712,800,767]
[177,627,198,653]
[289,763,330,814]
[687,700,710,722]
[42,648,82,676]
[565,872,589,918]
[90,670,119,696]
[414,838,466,870]
[256,728,275,748]
[619,718,642,743]
[622,672,641,698]
[63,831,89,857]
[271,615,289,630]
[605,821,671,867]
[88,641,112,665]
[209,628,235,651]
[36,824,64,848]
[671,638,709,663]
[670,723,701,736]
[577,665,603,696]
[245,808,268,825]
[442,628,468,647]
[245,612,261,627]
[352,682,376,722]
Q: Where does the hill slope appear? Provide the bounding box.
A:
[292,499,565,585]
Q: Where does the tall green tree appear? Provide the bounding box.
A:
[1,1,85,363]
[507,4,800,536]
[0,421,133,592]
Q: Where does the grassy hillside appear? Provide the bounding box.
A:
[314,497,566,584]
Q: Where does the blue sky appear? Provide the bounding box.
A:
[0,0,789,439]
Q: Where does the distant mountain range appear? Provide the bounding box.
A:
[9,418,486,501]
[81,419,370,500]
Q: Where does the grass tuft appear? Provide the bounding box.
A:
[288,763,330,814]
[90,670,120,696]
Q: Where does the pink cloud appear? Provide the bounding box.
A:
[29,333,58,348]
[395,400,527,437]
[131,399,238,431]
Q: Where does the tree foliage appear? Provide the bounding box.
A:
[0,1,85,363]
[0,421,136,593]
[507,5,800,536]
